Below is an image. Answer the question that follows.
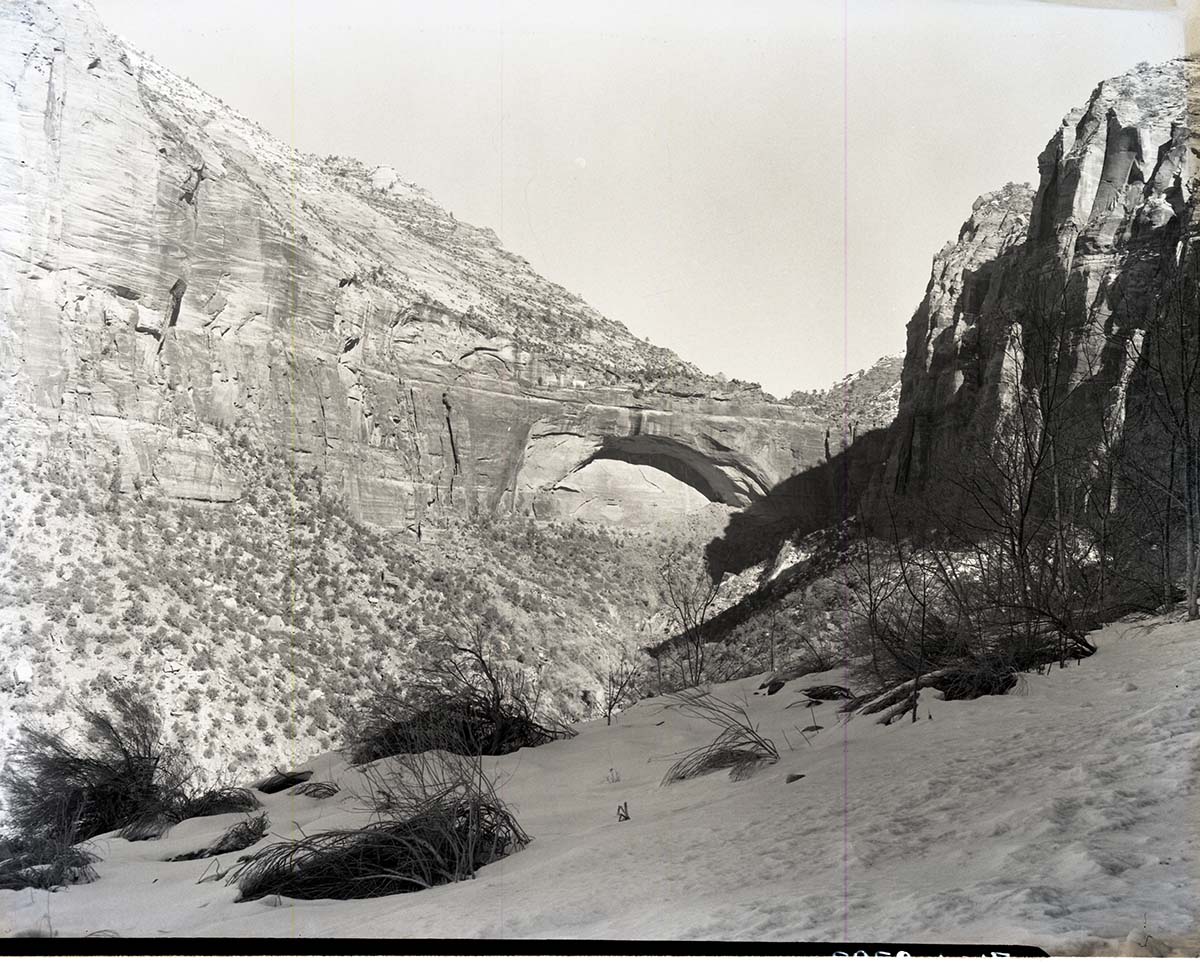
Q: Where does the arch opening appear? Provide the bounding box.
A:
[580,436,735,506]
[524,433,765,526]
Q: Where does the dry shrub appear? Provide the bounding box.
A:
[169,813,270,862]
[0,831,96,892]
[123,787,260,841]
[0,685,259,846]
[345,621,573,764]
[227,749,526,902]
[183,787,259,817]
[846,531,1100,710]
[934,652,1019,700]
[801,684,853,702]
[662,689,779,785]
[2,686,183,843]
[120,813,179,842]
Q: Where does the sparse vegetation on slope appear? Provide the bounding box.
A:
[648,527,853,693]
[785,354,904,439]
[0,420,707,788]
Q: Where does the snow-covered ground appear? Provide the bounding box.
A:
[2,615,1196,950]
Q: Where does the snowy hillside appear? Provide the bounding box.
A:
[2,614,1196,950]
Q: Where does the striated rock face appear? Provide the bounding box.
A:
[883,182,1037,495]
[880,60,1198,501]
[0,0,824,528]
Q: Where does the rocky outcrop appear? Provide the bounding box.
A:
[786,354,904,452]
[0,0,824,528]
[879,60,1198,501]
[881,182,1037,495]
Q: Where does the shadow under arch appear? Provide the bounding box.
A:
[704,427,890,579]
[577,434,770,508]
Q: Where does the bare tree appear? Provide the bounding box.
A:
[1129,227,1200,617]
[930,271,1113,649]
[847,506,939,720]
[658,543,722,688]
[600,650,642,725]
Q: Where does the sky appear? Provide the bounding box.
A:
[90,0,1186,397]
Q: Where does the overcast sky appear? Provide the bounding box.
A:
[91,0,1185,396]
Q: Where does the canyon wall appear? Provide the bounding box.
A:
[878,60,1197,503]
[0,0,826,530]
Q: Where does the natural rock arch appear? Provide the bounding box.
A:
[516,431,771,525]
[579,435,741,505]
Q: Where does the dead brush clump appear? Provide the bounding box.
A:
[345,617,574,764]
[183,787,260,816]
[348,694,571,764]
[227,743,527,902]
[933,649,1021,701]
[661,689,779,785]
[843,510,1104,723]
[168,813,270,862]
[0,831,97,892]
[122,787,260,842]
[0,684,260,849]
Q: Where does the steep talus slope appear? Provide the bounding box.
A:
[878,60,1198,499]
[0,0,821,530]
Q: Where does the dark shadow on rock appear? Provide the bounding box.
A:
[705,427,891,579]
[645,432,890,662]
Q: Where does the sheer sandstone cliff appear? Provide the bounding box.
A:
[880,60,1198,502]
[0,0,826,530]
